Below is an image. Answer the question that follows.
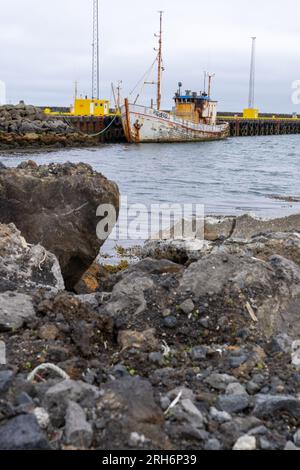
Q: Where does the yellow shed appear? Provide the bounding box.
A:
[73,98,110,116]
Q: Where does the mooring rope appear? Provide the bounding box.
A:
[27,363,70,382]
[63,113,119,138]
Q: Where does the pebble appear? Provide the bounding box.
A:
[228,355,248,368]
[179,299,195,314]
[190,346,207,361]
[181,399,204,429]
[129,432,148,447]
[149,352,164,365]
[38,324,59,341]
[204,438,222,450]
[246,380,262,395]
[292,343,300,369]
[218,394,250,414]
[204,373,237,391]
[163,316,178,329]
[162,309,171,318]
[209,406,232,423]
[225,382,248,396]
[294,429,300,447]
[111,364,130,378]
[233,435,256,451]
[259,437,274,450]
[199,318,209,329]
[33,407,50,430]
[0,370,14,394]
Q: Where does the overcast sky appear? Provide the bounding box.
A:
[0,0,299,112]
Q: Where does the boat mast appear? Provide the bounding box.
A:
[157,11,163,110]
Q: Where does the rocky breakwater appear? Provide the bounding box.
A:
[2,177,300,450]
[0,104,97,150]
[0,161,120,289]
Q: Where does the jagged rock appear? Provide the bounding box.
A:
[0,370,14,394]
[104,272,154,316]
[254,395,300,419]
[231,213,300,240]
[44,380,99,408]
[0,104,73,136]
[225,383,248,396]
[179,299,195,314]
[217,394,250,414]
[205,438,222,450]
[64,400,93,448]
[0,292,36,332]
[0,414,50,450]
[180,253,274,298]
[204,373,238,391]
[0,223,64,293]
[209,407,232,424]
[0,163,120,289]
[95,377,169,449]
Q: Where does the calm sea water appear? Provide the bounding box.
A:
[1,135,299,218]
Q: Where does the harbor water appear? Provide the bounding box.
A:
[1,134,300,258]
[1,135,299,218]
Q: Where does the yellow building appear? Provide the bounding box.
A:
[73,98,110,116]
[243,108,259,119]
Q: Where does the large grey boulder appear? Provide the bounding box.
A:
[0,162,120,289]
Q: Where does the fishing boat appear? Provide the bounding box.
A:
[121,12,229,143]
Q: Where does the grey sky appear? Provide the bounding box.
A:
[0,0,299,112]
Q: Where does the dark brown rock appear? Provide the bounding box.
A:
[0,163,119,289]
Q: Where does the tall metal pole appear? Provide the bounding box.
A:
[92,0,100,100]
[248,37,256,108]
[157,11,163,110]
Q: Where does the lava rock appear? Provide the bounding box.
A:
[254,395,300,419]
[163,316,178,329]
[209,407,232,424]
[0,223,64,293]
[217,394,250,414]
[179,299,195,314]
[0,414,50,450]
[0,370,14,394]
[0,163,120,289]
[204,373,237,391]
[0,292,36,331]
[64,400,93,448]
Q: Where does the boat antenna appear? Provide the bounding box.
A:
[156,11,164,110]
[92,0,100,100]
